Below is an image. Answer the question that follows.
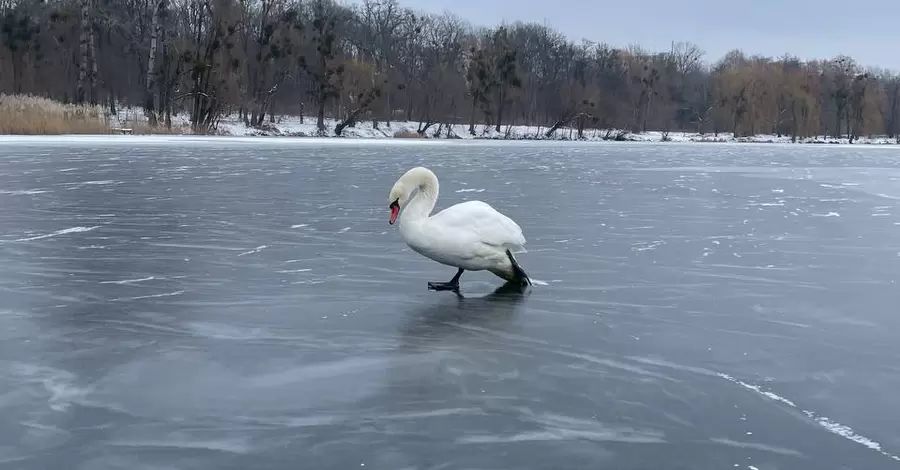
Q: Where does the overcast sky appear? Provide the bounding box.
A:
[393,0,899,72]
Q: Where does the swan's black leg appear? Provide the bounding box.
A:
[428,268,464,292]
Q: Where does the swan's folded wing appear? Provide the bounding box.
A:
[431,201,526,250]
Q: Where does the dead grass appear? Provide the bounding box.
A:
[0,94,111,135]
[393,129,424,139]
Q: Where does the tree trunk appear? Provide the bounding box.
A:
[315,26,328,134]
[731,111,738,138]
[387,93,395,126]
[88,5,99,106]
[158,6,172,128]
[890,88,899,138]
[643,92,653,133]
[145,0,163,126]
[790,102,798,143]
[545,110,576,138]
[845,106,851,140]
[417,120,436,135]
[76,0,90,104]
[334,109,361,136]
[335,92,378,136]
[494,88,504,133]
[468,96,477,135]
[404,99,411,124]
[316,98,326,132]
[10,55,21,94]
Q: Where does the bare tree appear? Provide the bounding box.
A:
[145,0,166,125]
[1,0,898,142]
[298,0,347,133]
[184,0,241,133]
[334,59,383,135]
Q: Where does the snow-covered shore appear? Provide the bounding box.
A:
[103,107,900,145]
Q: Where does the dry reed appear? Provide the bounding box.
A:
[0,94,111,135]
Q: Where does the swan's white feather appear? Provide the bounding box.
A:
[429,200,526,250]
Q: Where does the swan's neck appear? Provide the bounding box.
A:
[400,173,439,225]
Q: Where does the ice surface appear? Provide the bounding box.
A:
[12,225,100,242]
[2,140,900,469]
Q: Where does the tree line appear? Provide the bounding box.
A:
[2,0,899,140]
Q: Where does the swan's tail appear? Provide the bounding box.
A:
[505,249,531,288]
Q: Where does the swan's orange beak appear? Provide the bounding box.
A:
[389,201,400,225]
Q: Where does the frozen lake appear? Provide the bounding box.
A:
[2,137,900,469]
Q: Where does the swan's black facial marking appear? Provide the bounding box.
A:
[389,199,400,225]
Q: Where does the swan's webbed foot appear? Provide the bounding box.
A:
[428,268,464,292]
[427,281,459,292]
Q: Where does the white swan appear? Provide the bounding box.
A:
[387,166,531,292]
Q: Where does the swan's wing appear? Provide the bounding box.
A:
[430,200,526,250]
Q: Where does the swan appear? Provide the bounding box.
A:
[387,166,531,292]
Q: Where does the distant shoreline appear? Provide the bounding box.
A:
[227,129,900,145]
[2,103,898,145]
[3,132,899,147]
[111,111,900,145]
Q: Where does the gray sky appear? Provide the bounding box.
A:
[396,0,900,72]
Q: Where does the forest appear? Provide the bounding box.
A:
[2,0,899,140]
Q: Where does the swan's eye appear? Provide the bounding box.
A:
[389,199,399,210]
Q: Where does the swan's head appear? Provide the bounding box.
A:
[387,179,411,225]
[387,166,435,225]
